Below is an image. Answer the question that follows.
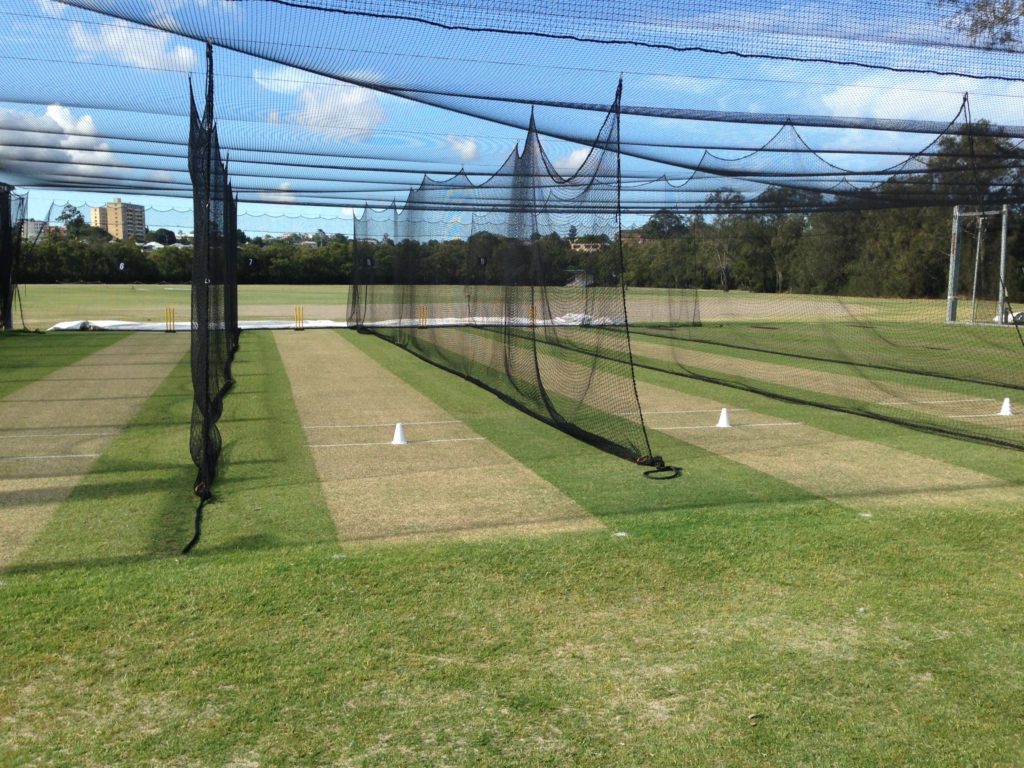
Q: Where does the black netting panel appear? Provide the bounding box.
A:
[0,185,13,331]
[351,89,657,465]
[188,55,238,500]
[618,205,1024,451]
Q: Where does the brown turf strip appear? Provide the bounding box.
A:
[637,380,1024,512]
[397,324,1023,512]
[273,330,601,544]
[0,332,189,569]
[630,337,1022,430]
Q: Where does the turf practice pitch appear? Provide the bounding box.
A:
[2,324,1023,767]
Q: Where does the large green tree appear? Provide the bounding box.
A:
[942,0,1024,46]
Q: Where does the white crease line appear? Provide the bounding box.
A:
[0,453,101,461]
[306,420,462,429]
[310,437,486,448]
[644,409,749,415]
[875,398,991,406]
[653,422,800,431]
[0,431,118,439]
[948,413,1018,419]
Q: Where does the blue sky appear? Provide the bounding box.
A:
[4,0,1024,234]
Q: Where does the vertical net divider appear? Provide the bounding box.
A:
[348,86,669,474]
[184,42,240,554]
[0,183,16,331]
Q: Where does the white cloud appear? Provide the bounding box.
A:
[645,74,718,96]
[258,183,297,204]
[447,135,478,162]
[0,105,119,182]
[145,170,176,184]
[69,19,198,72]
[254,66,384,142]
[554,148,591,177]
[33,0,64,17]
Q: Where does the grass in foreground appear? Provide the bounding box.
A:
[1,331,1022,766]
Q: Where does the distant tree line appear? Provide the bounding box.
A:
[20,211,1020,299]
[20,131,1024,298]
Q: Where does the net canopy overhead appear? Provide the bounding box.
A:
[0,0,1023,214]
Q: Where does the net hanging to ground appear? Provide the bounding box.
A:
[351,83,661,467]
[187,43,239,546]
[614,206,1024,451]
[0,183,23,330]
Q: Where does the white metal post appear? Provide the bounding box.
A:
[998,203,1009,324]
[946,205,961,323]
[970,216,985,324]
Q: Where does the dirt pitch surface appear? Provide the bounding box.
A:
[0,333,188,568]
[638,381,1024,512]
[274,330,601,544]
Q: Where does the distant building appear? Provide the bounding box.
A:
[19,219,48,240]
[92,197,146,241]
[90,206,107,231]
[570,240,605,253]
[620,229,646,246]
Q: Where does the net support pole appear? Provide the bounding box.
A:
[946,205,961,323]
[970,215,987,325]
[998,203,1009,325]
[0,183,14,331]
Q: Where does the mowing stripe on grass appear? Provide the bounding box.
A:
[12,331,335,568]
[0,331,126,400]
[631,337,1016,428]
[0,333,188,569]
[274,330,601,543]
[181,330,337,554]
[637,380,1024,513]
[431,325,1022,509]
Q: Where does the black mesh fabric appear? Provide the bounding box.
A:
[0,187,26,331]
[0,184,13,330]
[351,87,658,465]
[616,203,1024,451]
[188,52,238,499]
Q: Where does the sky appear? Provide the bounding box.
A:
[4,0,1024,235]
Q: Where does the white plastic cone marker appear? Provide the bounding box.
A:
[1000,397,1013,417]
[716,407,732,428]
[391,422,407,445]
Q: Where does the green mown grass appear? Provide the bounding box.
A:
[2,330,1023,766]
[16,284,353,329]
[14,331,333,571]
[629,319,1024,393]
[0,330,125,399]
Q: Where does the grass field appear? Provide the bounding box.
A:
[2,286,1023,766]
[9,283,958,328]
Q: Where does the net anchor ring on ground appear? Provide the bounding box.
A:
[638,456,681,480]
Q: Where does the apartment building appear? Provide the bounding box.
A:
[92,197,146,241]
